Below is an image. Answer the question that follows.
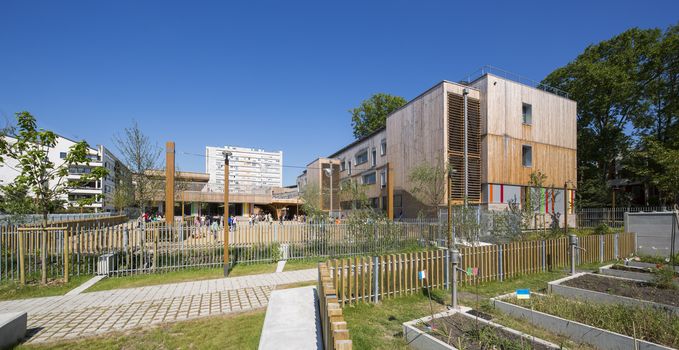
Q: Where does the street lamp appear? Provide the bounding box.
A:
[222,151,232,277]
[323,167,333,218]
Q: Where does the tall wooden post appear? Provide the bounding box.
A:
[387,163,394,220]
[223,151,231,276]
[165,141,175,224]
[18,229,25,286]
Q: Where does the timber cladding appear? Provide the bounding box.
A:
[448,92,481,203]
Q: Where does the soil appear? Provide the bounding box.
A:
[418,312,553,350]
[562,274,679,307]
[610,264,652,273]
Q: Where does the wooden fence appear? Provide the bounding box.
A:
[318,263,352,350]
[327,232,636,305]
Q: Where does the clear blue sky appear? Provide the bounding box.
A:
[1,1,677,185]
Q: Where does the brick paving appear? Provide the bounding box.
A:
[0,268,316,344]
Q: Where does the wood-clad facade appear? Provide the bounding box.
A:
[301,74,577,220]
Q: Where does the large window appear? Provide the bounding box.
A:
[522,145,532,167]
[522,103,532,125]
[362,172,376,185]
[355,150,368,165]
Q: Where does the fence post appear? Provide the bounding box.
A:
[541,241,546,272]
[64,228,69,283]
[154,227,159,272]
[614,233,619,259]
[444,248,450,289]
[599,235,604,263]
[498,245,503,282]
[372,256,379,303]
[18,229,25,286]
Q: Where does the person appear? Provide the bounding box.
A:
[210,220,219,240]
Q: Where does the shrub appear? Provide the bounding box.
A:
[652,264,677,289]
[593,223,612,236]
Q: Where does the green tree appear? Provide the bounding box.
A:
[0,182,36,225]
[339,179,369,211]
[112,172,135,215]
[299,185,326,220]
[629,139,679,205]
[350,93,406,139]
[0,111,107,284]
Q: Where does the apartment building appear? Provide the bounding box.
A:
[205,145,283,193]
[0,135,129,212]
[300,70,577,225]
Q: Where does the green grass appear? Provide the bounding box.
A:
[0,275,91,301]
[16,309,266,350]
[283,258,325,271]
[343,289,450,350]
[459,271,566,298]
[229,262,277,276]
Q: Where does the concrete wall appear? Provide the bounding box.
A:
[625,212,678,257]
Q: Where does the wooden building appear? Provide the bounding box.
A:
[300,72,577,225]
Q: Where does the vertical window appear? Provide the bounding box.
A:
[522,145,532,167]
[348,161,352,175]
[340,159,346,172]
[371,148,376,167]
[380,139,386,156]
[60,152,67,159]
[522,103,532,125]
[380,170,386,188]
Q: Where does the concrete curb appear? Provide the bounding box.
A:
[402,306,560,350]
[491,292,674,350]
[548,273,679,315]
[0,312,27,349]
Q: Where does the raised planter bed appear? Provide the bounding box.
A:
[491,292,676,350]
[402,307,560,350]
[550,273,679,315]
[627,260,679,273]
[598,263,656,282]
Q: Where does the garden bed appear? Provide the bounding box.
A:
[599,263,657,282]
[403,307,559,350]
[561,273,678,307]
[491,292,678,350]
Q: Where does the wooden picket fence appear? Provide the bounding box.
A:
[327,232,636,305]
[318,262,352,350]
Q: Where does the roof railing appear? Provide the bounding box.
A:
[460,65,569,99]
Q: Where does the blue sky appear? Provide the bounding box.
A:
[1,1,677,185]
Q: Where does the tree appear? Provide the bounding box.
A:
[339,179,369,211]
[112,171,135,214]
[299,185,325,220]
[408,160,452,218]
[350,93,406,139]
[0,182,36,225]
[113,121,162,215]
[0,111,107,284]
[629,139,679,205]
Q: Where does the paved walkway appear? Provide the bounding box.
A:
[258,286,321,350]
[0,269,316,344]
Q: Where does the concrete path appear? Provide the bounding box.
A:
[65,275,107,296]
[258,286,321,350]
[275,260,287,273]
[0,268,316,344]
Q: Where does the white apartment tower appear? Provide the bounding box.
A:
[205,146,283,193]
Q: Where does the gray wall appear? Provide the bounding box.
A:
[626,212,678,257]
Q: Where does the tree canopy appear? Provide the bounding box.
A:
[350,93,406,139]
[542,23,679,206]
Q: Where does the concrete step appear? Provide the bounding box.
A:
[0,312,27,348]
[258,286,322,350]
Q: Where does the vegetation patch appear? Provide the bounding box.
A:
[562,273,678,306]
[509,294,679,348]
[0,275,91,301]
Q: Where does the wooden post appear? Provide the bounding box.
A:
[563,182,568,236]
[387,163,394,220]
[64,228,69,283]
[165,141,175,224]
[18,229,25,286]
[223,151,231,277]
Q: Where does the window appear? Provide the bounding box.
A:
[380,139,386,156]
[348,162,352,175]
[355,150,368,165]
[362,172,376,185]
[371,148,376,167]
[380,170,386,188]
[60,152,67,159]
[522,145,532,167]
[522,103,532,125]
[340,159,346,172]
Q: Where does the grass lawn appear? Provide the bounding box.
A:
[17,309,266,350]
[459,270,566,298]
[343,289,450,350]
[0,275,91,301]
[86,263,277,292]
[283,258,324,272]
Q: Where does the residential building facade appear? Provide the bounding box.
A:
[0,135,129,212]
[206,145,283,194]
[300,71,577,226]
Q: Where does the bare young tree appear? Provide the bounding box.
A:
[113,121,162,215]
[408,160,453,218]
